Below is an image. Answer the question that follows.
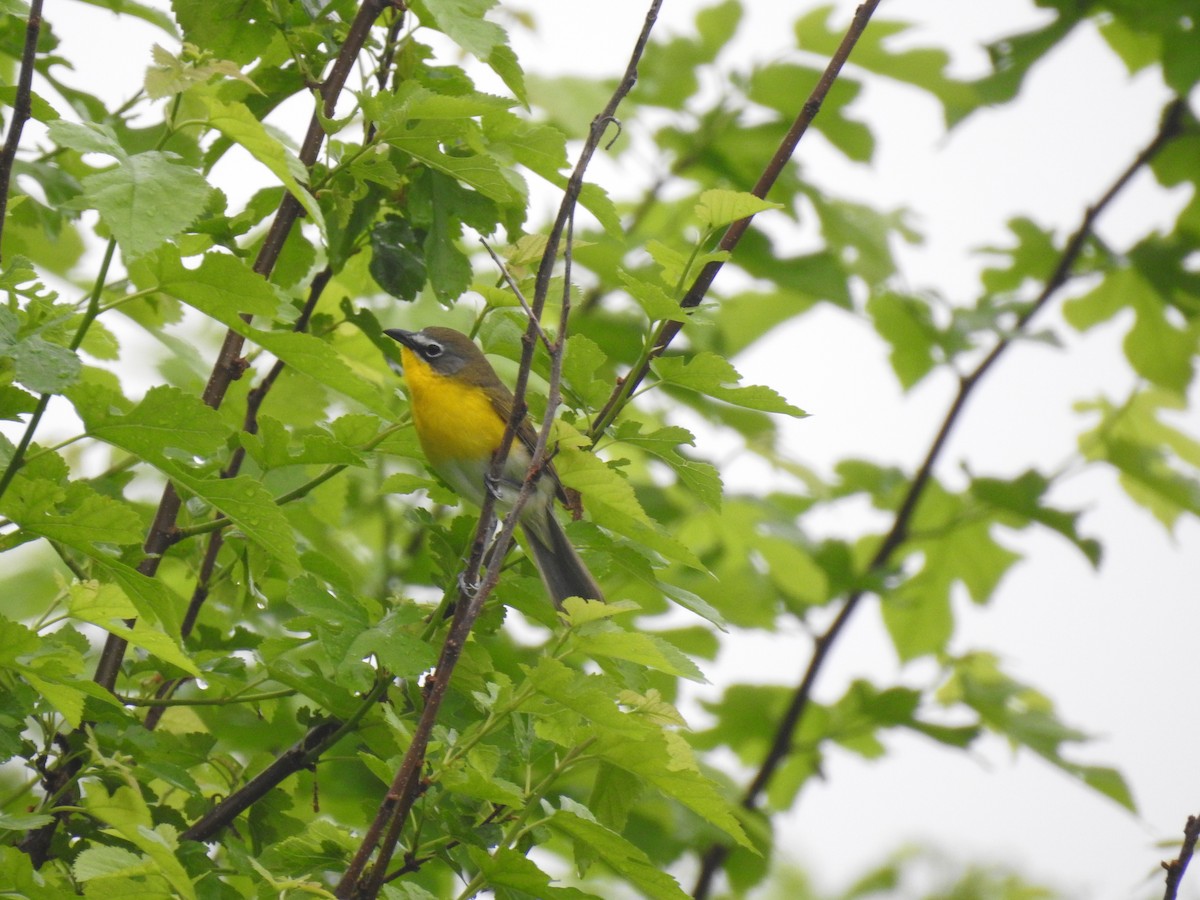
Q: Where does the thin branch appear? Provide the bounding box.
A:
[336,5,662,896]
[181,675,389,842]
[590,0,882,440]
[90,0,395,696]
[0,238,118,502]
[143,266,335,730]
[1163,814,1200,900]
[0,0,43,260]
[18,0,396,872]
[690,97,1188,899]
[479,237,552,350]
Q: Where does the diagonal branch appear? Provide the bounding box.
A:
[18,0,398,874]
[91,0,396,695]
[335,4,663,897]
[589,0,883,440]
[690,97,1188,899]
[142,266,336,730]
[0,0,43,260]
[1163,814,1200,900]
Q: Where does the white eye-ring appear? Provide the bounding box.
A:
[424,343,443,359]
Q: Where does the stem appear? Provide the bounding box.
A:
[181,675,389,843]
[590,0,884,441]
[0,238,118,502]
[689,96,1188,900]
[89,0,393,695]
[0,0,43,259]
[336,6,662,897]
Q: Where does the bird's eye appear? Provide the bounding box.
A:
[423,343,442,359]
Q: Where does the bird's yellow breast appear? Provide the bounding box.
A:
[400,345,507,467]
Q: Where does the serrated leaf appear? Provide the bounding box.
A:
[0,476,144,551]
[467,846,596,898]
[407,0,526,103]
[68,582,200,676]
[133,245,282,321]
[72,845,151,881]
[575,628,706,682]
[560,597,640,626]
[594,729,753,850]
[695,189,782,229]
[549,809,691,900]
[0,811,53,831]
[613,422,723,508]
[73,383,229,460]
[653,352,805,416]
[174,472,301,570]
[617,269,688,323]
[200,95,325,232]
[80,152,212,258]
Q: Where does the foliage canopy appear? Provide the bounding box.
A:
[0,0,1197,897]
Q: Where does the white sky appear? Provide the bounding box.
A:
[34,1,1200,897]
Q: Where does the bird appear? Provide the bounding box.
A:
[384,326,604,607]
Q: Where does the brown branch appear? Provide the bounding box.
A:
[690,97,1188,899]
[142,266,335,730]
[0,0,43,261]
[91,0,395,696]
[1163,814,1200,900]
[181,673,389,842]
[336,5,663,896]
[18,0,396,873]
[590,0,882,440]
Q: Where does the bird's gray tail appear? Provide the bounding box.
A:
[521,511,604,608]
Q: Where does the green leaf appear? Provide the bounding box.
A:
[695,189,783,230]
[1078,390,1200,530]
[792,5,978,123]
[614,422,722,509]
[617,269,688,323]
[199,95,325,231]
[0,86,60,123]
[72,383,229,460]
[467,846,597,898]
[0,306,81,394]
[132,245,282,322]
[68,581,200,676]
[0,476,144,552]
[866,292,938,390]
[652,352,805,417]
[549,806,691,900]
[0,811,53,831]
[80,152,212,258]
[942,653,1135,811]
[594,729,753,850]
[407,0,526,103]
[573,628,706,682]
[970,471,1101,566]
[72,846,153,881]
[82,783,197,899]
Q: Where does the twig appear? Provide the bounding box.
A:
[0,0,43,260]
[18,0,396,873]
[1163,814,1200,900]
[143,266,335,730]
[689,97,1188,899]
[90,0,394,696]
[479,237,552,350]
[335,4,662,896]
[181,675,388,842]
[590,0,881,440]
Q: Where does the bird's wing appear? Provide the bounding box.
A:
[488,389,571,507]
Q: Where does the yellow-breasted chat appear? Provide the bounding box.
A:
[385,326,604,607]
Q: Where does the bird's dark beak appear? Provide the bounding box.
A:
[384,328,418,350]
